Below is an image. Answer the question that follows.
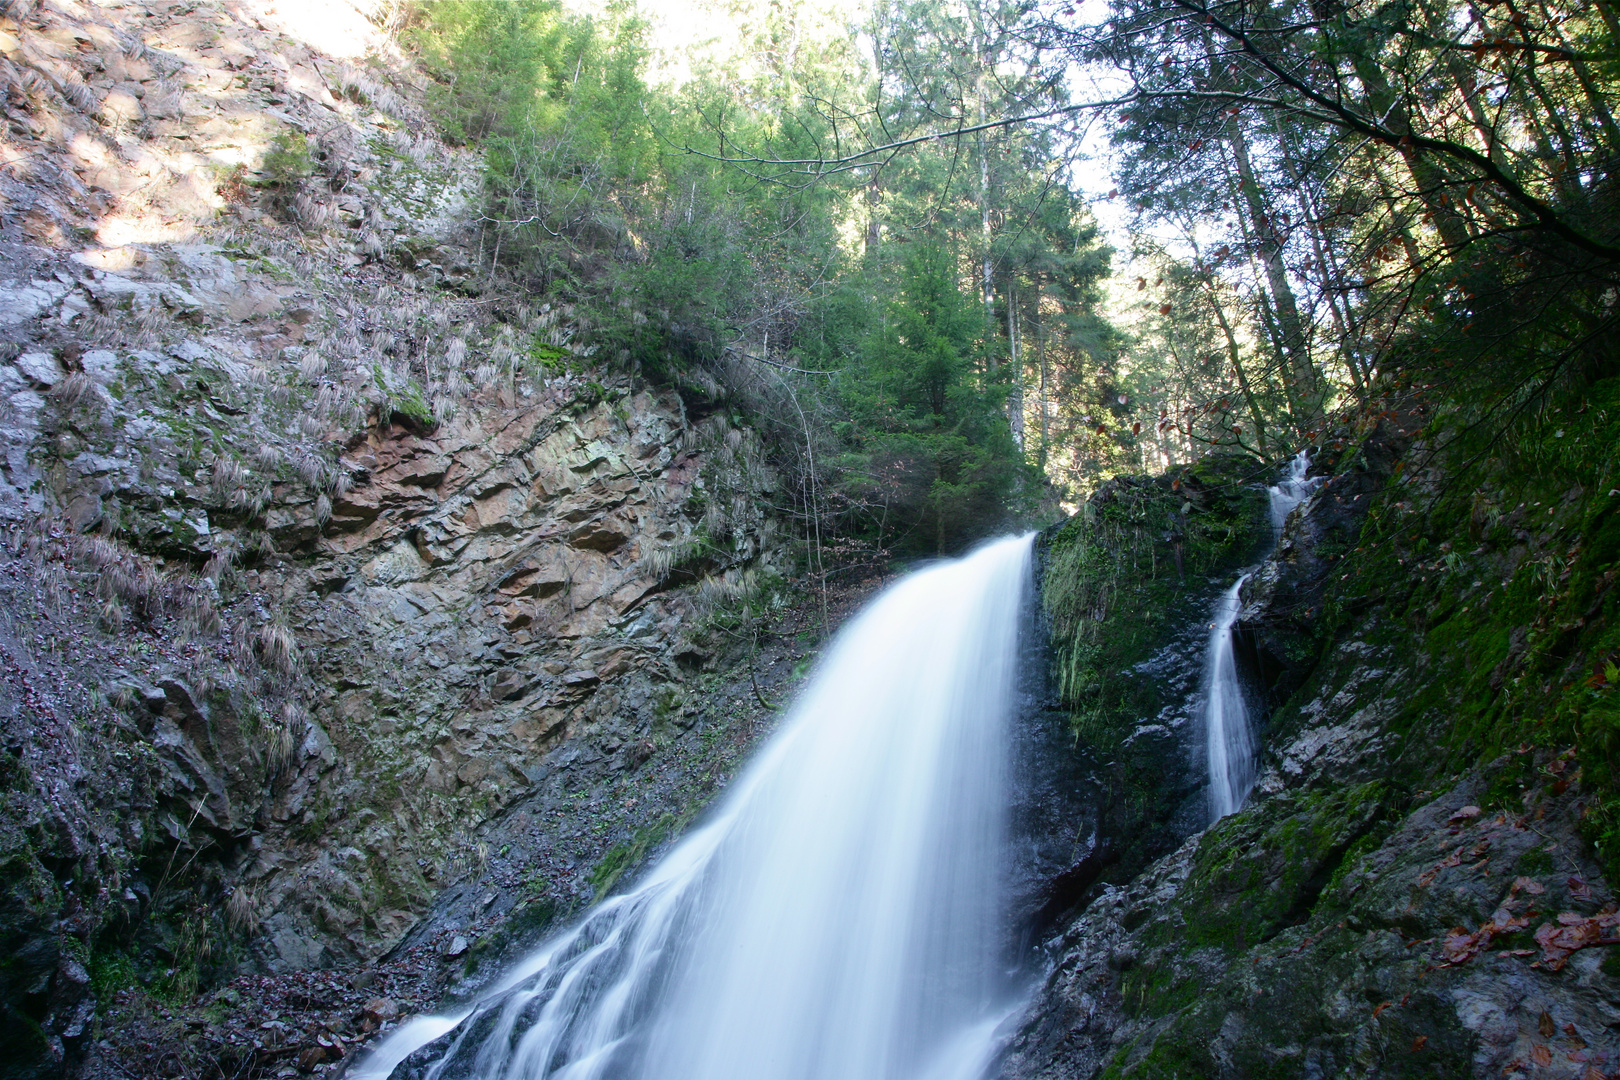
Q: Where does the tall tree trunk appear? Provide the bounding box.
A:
[1369,152,1426,269]
[1206,278,1271,457]
[1269,117,1368,397]
[865,170,882,265]
[1007,279,1024,448]
[977,88,995,360]
[1348,54,1475,252]
[1529,0,1620,150]
[1036,290,1049,470]
[1224,128,1315,420]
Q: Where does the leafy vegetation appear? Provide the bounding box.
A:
[401,0,1125,556]
[405,0,1620,869]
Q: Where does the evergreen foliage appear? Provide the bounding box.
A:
[402,0,1118,555]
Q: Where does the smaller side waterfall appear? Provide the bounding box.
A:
[1203,573,1255,819]
[1203,451,1321,820]
[1268,449,1318,537]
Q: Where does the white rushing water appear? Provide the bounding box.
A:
[1203,451,1320,820]
[353,534,1034,1080]
[1202,572,1256,820]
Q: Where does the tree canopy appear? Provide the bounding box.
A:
[401,0,1619,561]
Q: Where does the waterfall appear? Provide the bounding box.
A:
[1203,451,1320,820]
[1268,449,1318,538]
[1202,573,1255,820]
[353,534,1034,1080]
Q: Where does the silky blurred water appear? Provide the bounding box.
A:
[1204,451,1321,820]
[352,534,1034,1080]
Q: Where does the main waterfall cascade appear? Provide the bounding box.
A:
[355,535,1036,1080]
[1202,452,1321,820]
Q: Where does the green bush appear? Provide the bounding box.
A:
[260,130,313,187]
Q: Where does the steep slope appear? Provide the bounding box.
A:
[1006,406,1620,1079]
[0,2,824,1076]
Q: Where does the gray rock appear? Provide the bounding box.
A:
[15,351,62,387]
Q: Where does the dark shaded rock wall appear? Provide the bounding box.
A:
[1002,410,1620,1080]
[1032,453,1271,919]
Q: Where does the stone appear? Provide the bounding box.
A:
[362,997,398,1022]
[568,516,632,552]
[0,282,68,327]
[101,87,142,123]
[297,1045,337,1070]
[14,352,62,387]
[490,669,531,702]
[79,349,118,382]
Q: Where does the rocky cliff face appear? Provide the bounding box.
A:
[1031,453,1271,904]
[0,2,823,1075]
[1003,419,1620,1080]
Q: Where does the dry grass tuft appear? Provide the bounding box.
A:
[49,372,98,409]
[211,457,247,502]
[225,885,260,935]
[255,621,298,675]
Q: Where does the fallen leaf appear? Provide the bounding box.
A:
[1531,1044,1552,1066]
[1539,1009,1556,1037]
[1410,1035,1428,1052]
[1511,876,1546,896]
[1533,910,1620,969]
[1418,849,1464,887]
[1441,927,1484,964]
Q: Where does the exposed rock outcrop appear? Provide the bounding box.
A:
[1236,421,1412,705]
[0,2,814,1074]
[1007,415,1620,1079]
[1030,452,1271,926]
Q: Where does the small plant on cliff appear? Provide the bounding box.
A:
[258,131,314,219]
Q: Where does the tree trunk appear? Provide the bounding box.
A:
[1206,278,1271,457]
[1224,137,1318,427]
[1347,55,1475,252]
[1007,280,1024,448]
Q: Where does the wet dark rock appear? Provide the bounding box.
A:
[1237,420,1412,706]
[1021,453,1272,942]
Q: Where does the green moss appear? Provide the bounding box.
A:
[1516,846,1556,876]
[88,945,139,999]
[588,812,678,898]
[1139,782,1385,969]
[463,897,558,977]
[1042,454,1268,751]
[1307,376,1620,878]
[528,338,574,377]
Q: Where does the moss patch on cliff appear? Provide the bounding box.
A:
[1082,379,1620,1079]
[1313,376,1620,876]
[1117,781,1386,1030]
[1041,452,1269,755]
